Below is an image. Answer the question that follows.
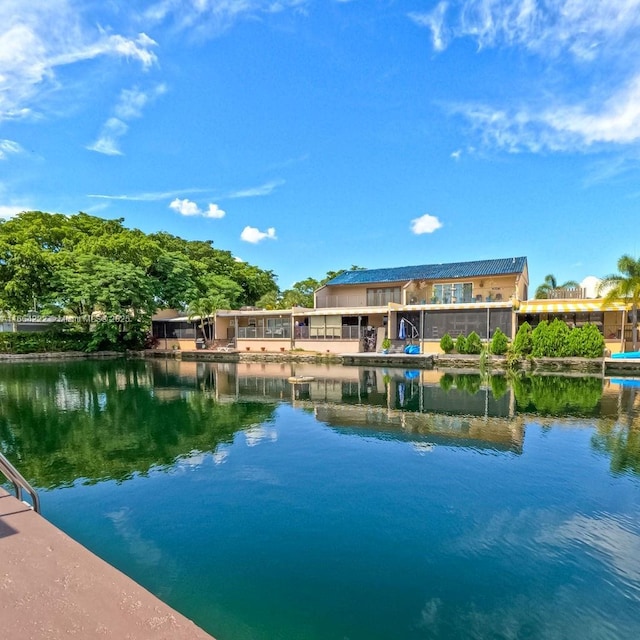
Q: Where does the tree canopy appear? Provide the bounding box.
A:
[0,211,278,318]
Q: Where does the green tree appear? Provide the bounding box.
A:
[455,334,467,354]
[490,328,509,355]
[534,274,579,299]
[465,331,483,354]
[512,322,533,356]
[598,254,640,351]
[256,290,282,310]
[531,318,571,357]
[440,333,454,354]
[566,324,605,358]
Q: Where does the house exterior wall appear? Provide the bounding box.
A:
[315,285,368,308]
[236,339,291,352]
[318,273,523,309]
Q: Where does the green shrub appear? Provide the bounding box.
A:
[465,331,483,354]
[490,375,508,399]
[512,322,533,356]
[87,321,122,352]
[0,327,91,353]
[455,334,467,354]
[532,318,571,357]
[0,319,146,354]
[567,323,605,358]
[458,373,482,394]
[440,333,454,354]
[490,328,509,355]
[439,373,454,390]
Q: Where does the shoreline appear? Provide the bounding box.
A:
[0,348,636,375]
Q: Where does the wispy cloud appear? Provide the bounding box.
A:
[88,179,282,201]
[0,1,158,123]
[410,0,640,61]
[225,179,285,199]
[453,74,640,152]
[88,187,213,201]
[0,139,23,160]
[240,225,277,243]
[88,118,129,156]
[411,214,443,235]
[88,84,166,156]
[169,198,226,219]
[411,0,640,154]
[145,0,309,39]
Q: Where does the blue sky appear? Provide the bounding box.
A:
[2,1,639,291]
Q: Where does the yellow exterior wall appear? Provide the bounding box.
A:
[426,274,519,303]
[420,341,445,355]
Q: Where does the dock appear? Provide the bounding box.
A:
[0,488,214,640]
[340,352,436,368]
[604,356,640,376]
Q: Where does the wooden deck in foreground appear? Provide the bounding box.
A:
[0,489,214,640]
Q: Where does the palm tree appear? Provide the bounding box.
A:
[534,274,579,299]
[187,293,231,343]
[598,255,640,351]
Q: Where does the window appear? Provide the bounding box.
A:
[367,287,401,306]
[432,282,473,304]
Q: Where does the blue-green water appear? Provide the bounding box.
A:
[2,360,640,639]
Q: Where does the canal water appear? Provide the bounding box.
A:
[1,359,639,640]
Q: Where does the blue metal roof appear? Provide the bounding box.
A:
[325,257,528,286]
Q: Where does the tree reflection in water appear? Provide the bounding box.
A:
[0,360,276,489]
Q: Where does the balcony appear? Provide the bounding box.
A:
[548,288,587,300]
[315,294,367,308]
[237,327,291,339]
[296,326,364,340]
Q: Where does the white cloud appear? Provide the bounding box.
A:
[0,205,24,219]
[169,198,226,219]
[0,2,158,122]
[240,225,277,243]
[88,84,166,156]
[87,118,128,156]
[411,214,443,235]
[0,139,23,159]
[450,149,462,160]
[169,198,201,216]
[455,73,640,152]
[204,203,226,218]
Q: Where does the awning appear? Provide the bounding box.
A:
[518,300,628,314]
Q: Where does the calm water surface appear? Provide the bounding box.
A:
[2,360,640,640]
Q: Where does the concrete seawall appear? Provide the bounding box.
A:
[0,489,214,640]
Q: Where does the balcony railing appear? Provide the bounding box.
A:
[548,288,587,300]
[237,327,291,339]
[296,326,364,340]
[317,290,512,308]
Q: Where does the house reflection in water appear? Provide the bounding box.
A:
[148,360,524,454]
